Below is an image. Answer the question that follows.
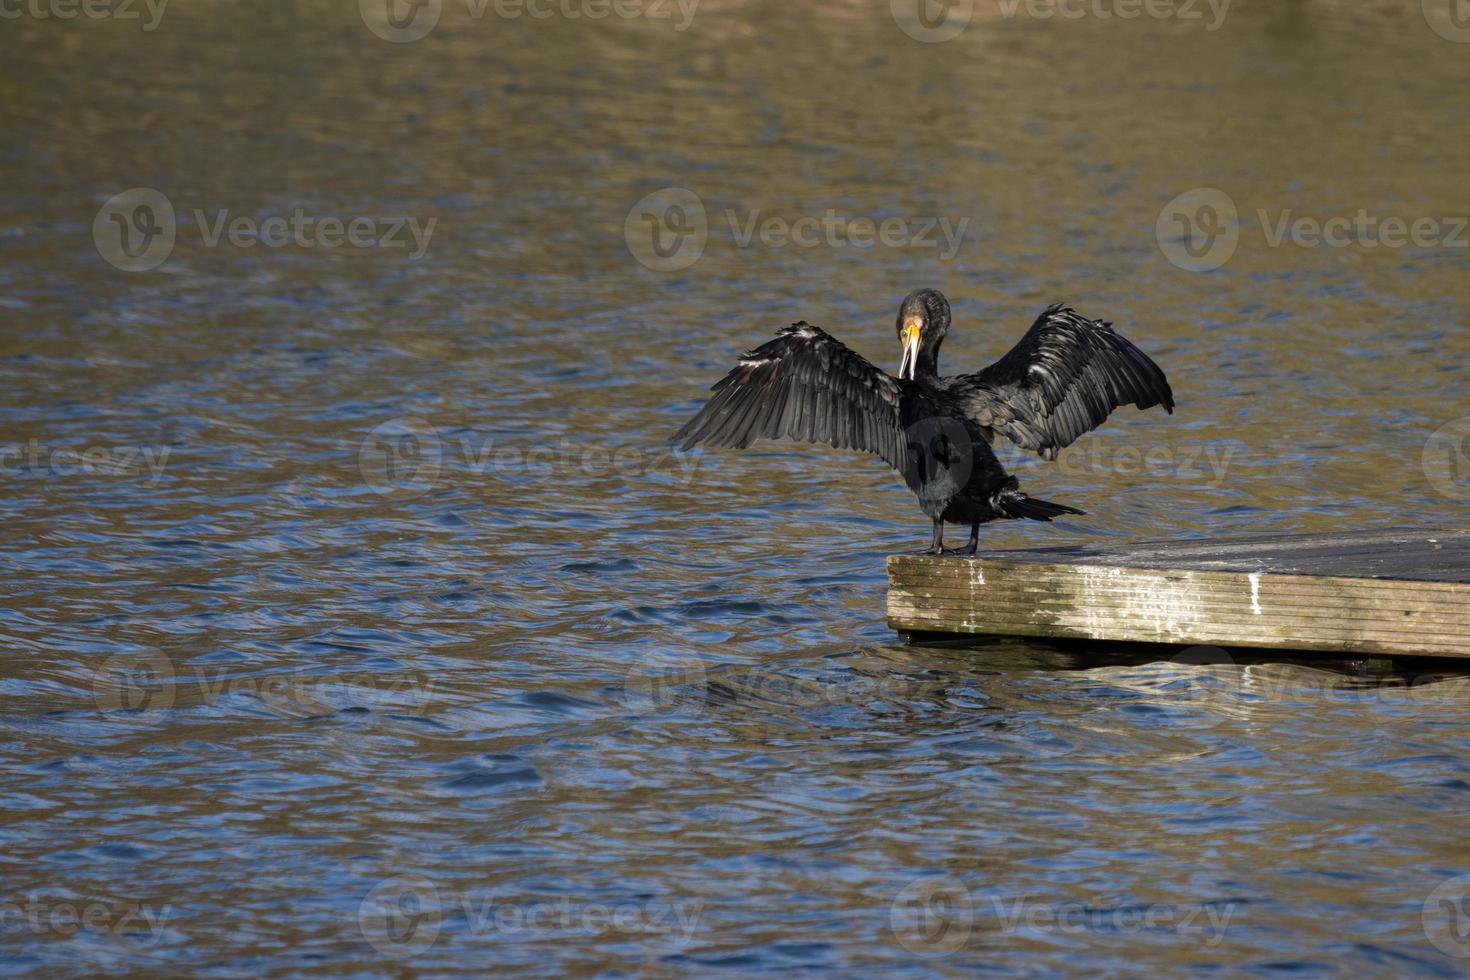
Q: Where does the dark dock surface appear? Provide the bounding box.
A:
[887,527,1470,659]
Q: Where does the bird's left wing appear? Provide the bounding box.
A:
[958,304,1174,460]
[672,321,907,470]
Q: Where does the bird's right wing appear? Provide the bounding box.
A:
[672,321,907,470]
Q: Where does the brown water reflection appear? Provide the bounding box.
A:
[3,0,1470,972]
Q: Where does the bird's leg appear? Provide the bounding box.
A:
[949,521,980,558]
[918,518,944,555]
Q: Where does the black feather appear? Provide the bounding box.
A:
[671,293,1174,544]
[959,304,1174,460]
[671,322,907,470]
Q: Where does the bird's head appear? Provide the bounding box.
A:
[895,288,951,381]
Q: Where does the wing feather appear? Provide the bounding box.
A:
[961,304,1174,460]
[673,321,906,470]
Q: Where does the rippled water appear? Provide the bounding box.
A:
[5,0,1470,973]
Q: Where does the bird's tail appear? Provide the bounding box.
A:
[998,488,1085,522]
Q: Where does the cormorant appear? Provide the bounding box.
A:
[673,289,1174,555]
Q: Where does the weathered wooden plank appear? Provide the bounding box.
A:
[892,600,1466,635]
[887,616,1470,659]
[887,607,1470,657]
[887,603,1470,644]
[894,552,1470,583]
[888,606,1470,648]
[888,596,1470,636]
[919,528,1470,580]
[899,577,1469,602]
[896,578,1470,616]
[887,528,1470,658]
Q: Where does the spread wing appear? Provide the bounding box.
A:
[960,304,1174,460]
[672,321,906,470]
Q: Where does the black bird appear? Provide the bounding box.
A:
[673,289,1174,555]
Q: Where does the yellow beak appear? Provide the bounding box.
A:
[898,317,922,380]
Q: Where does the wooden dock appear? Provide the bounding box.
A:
[887,527,1470,659]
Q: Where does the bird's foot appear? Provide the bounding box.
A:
[942,546,979,558]
[916,546,944,556]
